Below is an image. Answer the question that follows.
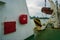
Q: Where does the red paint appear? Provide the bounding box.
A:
[19,14,28,24]
[4,21,16,35]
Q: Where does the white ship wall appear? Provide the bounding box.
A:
[0,0,35,40]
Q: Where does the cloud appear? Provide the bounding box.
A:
[26,0,44,7]
[26,0,51,17]
[28,6,42,17]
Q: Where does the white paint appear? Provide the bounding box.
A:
[0,0,35,40]
[48,0,60,28]
[0,4,4,40]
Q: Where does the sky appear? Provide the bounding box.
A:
[26,0,60,17]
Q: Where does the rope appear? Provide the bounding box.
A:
[42,0,48,24]
[34,18,42,27]
[45,0,46,7]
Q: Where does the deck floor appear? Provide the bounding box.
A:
[25,28,60,40]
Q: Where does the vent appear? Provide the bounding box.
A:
[0,1,5,5]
